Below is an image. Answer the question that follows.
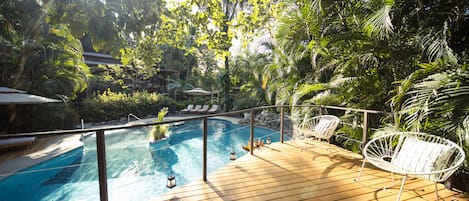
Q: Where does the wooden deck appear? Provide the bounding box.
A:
[153,141,468,201]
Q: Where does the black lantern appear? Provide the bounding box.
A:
[230,149,236,160]
[167,171,176,188]
[266,137,271,145]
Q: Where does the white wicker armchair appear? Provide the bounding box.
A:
[356,132,465,201]
[296,115,340,149]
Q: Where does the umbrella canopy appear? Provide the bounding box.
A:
[183,88,211,96]
[0,87,61,105]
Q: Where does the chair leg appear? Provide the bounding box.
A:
[434,182,439,201]
[355,158,367,182]
[383,172,395,191]
[396,174,407,201]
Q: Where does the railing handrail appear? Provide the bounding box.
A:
[0,104,385,138]
[0,104,382,201]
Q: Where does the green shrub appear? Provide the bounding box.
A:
[174,99,192,111]
[80,89,175,122]
[233,96,258,110]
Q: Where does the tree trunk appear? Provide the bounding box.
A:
[222,55,233,111]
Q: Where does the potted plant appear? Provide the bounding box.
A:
[149,107,169,143]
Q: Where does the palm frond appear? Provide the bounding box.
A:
[397,68,469,134]
[363,0,394,39]
[310,0,322,15]
[292,83,327,105]
[327,74,356,88]
[390,62,444,111]
[420,22,458,64]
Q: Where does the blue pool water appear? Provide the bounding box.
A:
[0,119,282,201]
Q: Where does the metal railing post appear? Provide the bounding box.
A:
[203,117,208,182]
[96,130,108,201]
[280,106,284,143]
[362,111,369,152]
[250,110,255,155]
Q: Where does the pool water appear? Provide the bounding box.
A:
[0,119,282,201]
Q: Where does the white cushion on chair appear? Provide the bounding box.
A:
[392,137,451,174]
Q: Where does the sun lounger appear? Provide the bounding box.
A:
[0,137,36,150]
[180,104,194,113]
[208,105,220,113]
[196,105,210,114]
[189,105,202,113]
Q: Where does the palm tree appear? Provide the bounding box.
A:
[263,0,468,158]
[0,0,90,98]
[231,46,272,108]
[0,0,92,132]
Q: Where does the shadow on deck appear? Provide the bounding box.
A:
[153,141,468,201]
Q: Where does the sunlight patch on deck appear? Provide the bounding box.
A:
[153,141,468,201]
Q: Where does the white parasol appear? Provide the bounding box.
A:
[183,88,211,96]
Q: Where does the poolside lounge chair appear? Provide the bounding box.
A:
[189,105,202,113]
[356,132,465,201]
[208,105,220,113]
[180,104,194,113]
[0,137,36,150]
[196,105,210,114]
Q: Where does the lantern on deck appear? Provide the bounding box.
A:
[167,171,176,189]
[230,148,236,160]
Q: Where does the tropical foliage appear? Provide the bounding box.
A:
[231,46,271,109]
[80,90,174,122]
[0,0,90,98]
[165,0,274,111]
[1,0,469,173]
[0,0,92,132]
[263,0,468,169]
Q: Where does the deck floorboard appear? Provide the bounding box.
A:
[153,141,468,201]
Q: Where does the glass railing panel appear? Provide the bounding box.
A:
[207,116,251,170]
[206,110,284,169]
[163,119,204,185]
[333,110,364,152]
[102,118,210,199]
[0,134,97,201]
[329,110,389,153]
[237,108,284,141]
[102,119,190,200]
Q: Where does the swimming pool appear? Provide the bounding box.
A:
[0,119,283,201]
